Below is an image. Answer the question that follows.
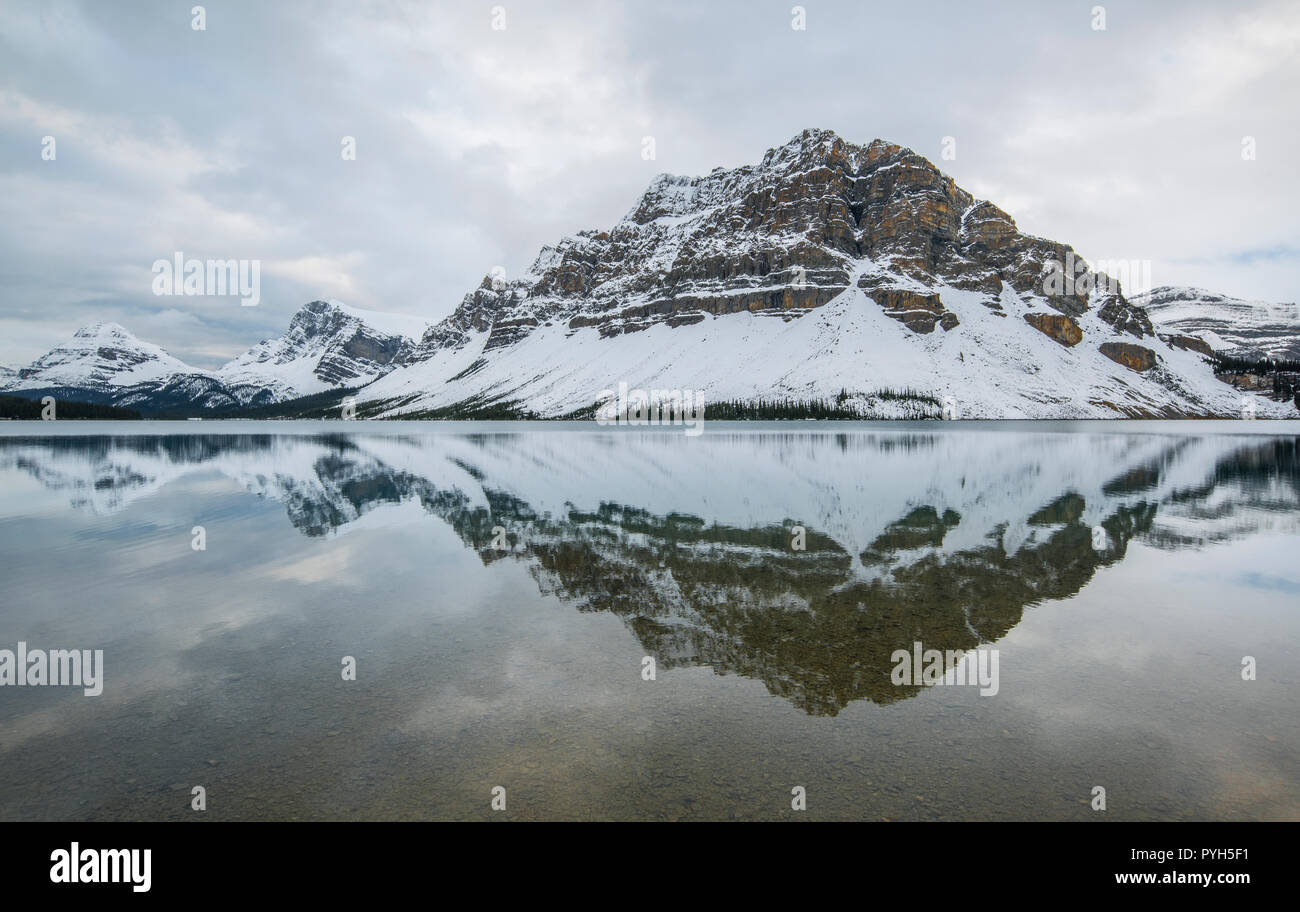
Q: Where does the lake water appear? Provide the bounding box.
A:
[0,420,1297,821]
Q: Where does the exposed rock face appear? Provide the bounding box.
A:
[1096,296,1155,338]
[218,300,422,398]
[1099,342,1158,372]
[1024,313,1083,347]
[1161,334,1215,357]
[870,289,959,333]
[960,201,1018,249]
[401,280,513,360]
[1216,372,1272,391]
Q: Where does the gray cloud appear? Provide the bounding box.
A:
[1,0,1297,368]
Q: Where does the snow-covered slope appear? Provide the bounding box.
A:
[0,302,428,412]
[356,129,1292,419]
[1134,286,1300,362]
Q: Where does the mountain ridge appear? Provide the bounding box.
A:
[3,129,1296,418]
[1135,285,1300,362]
[1,300,428,413]
[353,129,1293,418]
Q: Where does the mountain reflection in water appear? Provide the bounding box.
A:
[2,426,1295,717]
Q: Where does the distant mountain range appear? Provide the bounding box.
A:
[2,129,1296,418]
[1135,286,1300,362]
[1,301,428,413]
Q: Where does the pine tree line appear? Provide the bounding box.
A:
[1209,353,1300,405]
[704,389,943,420]
[1210,353,1300,374]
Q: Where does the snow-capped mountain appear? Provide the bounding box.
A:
[215,301,427,405]
[1,302,428,412]
[2,322,234,410]
[12,322,192,388]
[356,128,1291,418]
[3,130,1294,418]
[1134,286,1300,362]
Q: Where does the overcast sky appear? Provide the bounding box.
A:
[1,0,1297,368]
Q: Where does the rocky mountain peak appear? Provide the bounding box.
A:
[283,300,358,342]
[415,128,1154,354]
[215,299,427,401]
[350,129,1282,420]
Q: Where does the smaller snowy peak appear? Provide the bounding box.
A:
[8,321,195,391]
[1135,286,1288,315]
[215,300,428,402]
[1137,286,1226,305]
[1135,286,1300,360]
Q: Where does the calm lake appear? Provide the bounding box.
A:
[1,420,1297,821]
